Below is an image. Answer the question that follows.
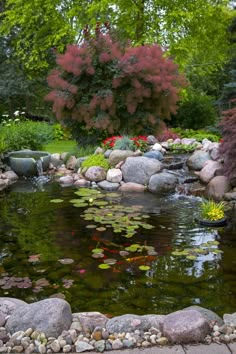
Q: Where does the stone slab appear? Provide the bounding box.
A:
[83,345,185,353]
[228,342,236,354]
[184,343,231,353]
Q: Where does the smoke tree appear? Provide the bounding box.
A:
[46,32,186,135]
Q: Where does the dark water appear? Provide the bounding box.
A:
[0,178,236,316]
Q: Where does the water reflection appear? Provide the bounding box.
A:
[0,180,235,315]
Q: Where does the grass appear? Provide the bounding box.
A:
[43,140,77,154]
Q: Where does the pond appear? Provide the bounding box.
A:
[0,177,235,317]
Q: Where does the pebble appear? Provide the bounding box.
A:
[12,345,24,353]
[156,336,168,345]
[50,340,60,352]
[38,344,47,354]
[25,343,35,354]
[62,344,71,353]
[141,340,151,347]
[112,338,123,350]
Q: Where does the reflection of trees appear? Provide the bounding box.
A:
[0,191,61,261]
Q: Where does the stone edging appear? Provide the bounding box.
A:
[0,297,235,353]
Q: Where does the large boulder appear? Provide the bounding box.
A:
[0,298,27,318]
[183,306,224,326]
[106,168,122,183]
[205,176,231,200]
[108,150,135,167]
[97,180,120,191]
[106,314,164,333]
[187,150,211,171]
[65,155,77,170]
[199,160,223,184]
[5,298,72,337]
[84,167,107,182]
[162,309,211,343]
[119,182,146,192]
[148,172,177,194]
[121,156,162,185]
[143,151,164,161]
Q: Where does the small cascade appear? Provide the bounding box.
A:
[36,159,43,176]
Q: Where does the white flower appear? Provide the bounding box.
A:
[14,110,20,116]
[14,118,20,122]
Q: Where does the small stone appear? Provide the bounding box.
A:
[141,340,151,347]
[31,331,41,340]
[213,325,219,332]
[157,336,168,345]
[93,340,105,352]
[112,338,123,350]
[24,328,33,337]
[68,330,77,343]
[123,339,134,348]
[58,339,67,347]
[25,343,35,354]
[213,331,220,337]
[101,329,109,340]
[75,340,94,352]
[92,327,103,341]
[150,334,157,344]
[0,347,7,353]
[12,345,24,353]
[105,342,112,351]
[70,322,82,332]
[229,333,236,341]
[63,344,72,353]
[38,344,46,354]
[21,337,31,349]
[50,340,61,353]
[0,340,2,347]
[222,334,230,343]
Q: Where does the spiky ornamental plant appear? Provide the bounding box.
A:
[46,30,186,137]
[219,101,236,184]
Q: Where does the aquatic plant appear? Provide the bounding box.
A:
[200,200,225,221]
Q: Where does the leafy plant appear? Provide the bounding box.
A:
[53,123,71,140]
[81,154,110,170]
[156,128,180,142]
[200,200,225,221]
[113,136,135,151]
[168,143,198,154]
[0,121,54,152]
[172,90,217,130]
[46,33,186,136]
[172,128,220,142]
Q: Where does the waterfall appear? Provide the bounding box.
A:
[36,159,43,176]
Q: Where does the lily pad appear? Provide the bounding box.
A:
[98,264,111,269]
[50,199,64,203]
[92,248,104,254]
[104,258,117,265]
[139,265,150,271]
[186,255,197,260]
[58,258,74,265]
[86,225,97,229]
[96,227,107,232]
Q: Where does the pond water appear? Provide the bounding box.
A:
[0,177,235,316]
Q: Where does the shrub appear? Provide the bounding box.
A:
[46,33,186,136]
[53,123,71,140]
[168,143,198,154]
[113,136,135,151]
[172,128,220,142]
[81,154,110,170]
[156,128,180,142]
[172,91,217,129]
[0,120,54,152]
[219,103,236,180]
[102,135,148,151]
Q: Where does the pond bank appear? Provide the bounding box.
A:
[0,297,235,353]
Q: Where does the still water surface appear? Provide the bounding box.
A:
[0,178,235,316]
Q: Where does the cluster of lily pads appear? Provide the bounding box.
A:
[171,240,223,260]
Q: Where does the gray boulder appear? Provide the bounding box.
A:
[0,297,27,318]
[162,309,211,343]
[73,312,108,332]
[109,150,135,167]
[106,314,164,333]
[187,150,211,171]
[147,135,158,145]
[206,175,231,201]
[183,306,223,326]
[84,167,107,182]
[199,160,223,184]
[148,172,177,194]
[143,151,164,161]
[65,155,77,170]
[5,298,72,337]
[121,157,162,185]
[106,168,122,183]
[97,180,120,191]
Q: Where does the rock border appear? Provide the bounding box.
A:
[0,298,235,353]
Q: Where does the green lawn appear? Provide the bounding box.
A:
[43,140,77,154]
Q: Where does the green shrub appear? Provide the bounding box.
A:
[81,154,110,170]
[113,136,136,151]
[172,128,220,142]
[173,91,217,129]
[0,120,54,152]
[53,123,71,140]
[168,143,198,154]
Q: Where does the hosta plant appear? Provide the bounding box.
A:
[200,200,225,221]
